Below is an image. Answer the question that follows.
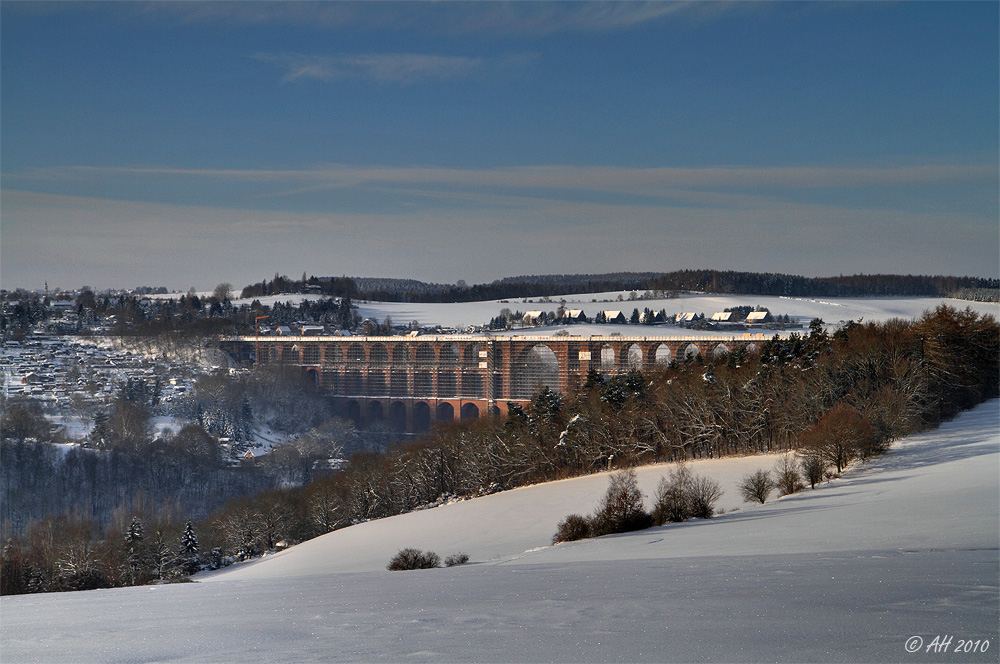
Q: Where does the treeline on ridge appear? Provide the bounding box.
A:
[240,271,998,304]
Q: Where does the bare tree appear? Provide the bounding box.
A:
[739,469,776,504]
[212,283,233,302]
[773,454,804,496]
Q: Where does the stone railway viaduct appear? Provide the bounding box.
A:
[219,334,768,433]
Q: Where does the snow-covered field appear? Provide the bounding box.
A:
[3,401,997,663]
[235,290,999,335]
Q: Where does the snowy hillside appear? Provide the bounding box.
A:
[2,401,997,663]
[234,290,999,333]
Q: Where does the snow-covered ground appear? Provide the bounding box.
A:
[233,290,999,334]
[3,401,997,663]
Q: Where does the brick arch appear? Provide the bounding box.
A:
[369,342,388,364]
[512,343,561,399]
[324,344,341,363]
[626,343,643,369]
[413,401,431,431]
[392,344,409,363]
[302,344,320,365]
[437,402,454,423]
[600,344,616,371]
[347,342,365,362]
[440,343,459,365]
[462,343,481,365]
[654,343,673,365]
[415,344,436,365]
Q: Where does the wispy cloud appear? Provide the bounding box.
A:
[127,1,712,35]
[252,52,491,84]
[43,162,997,196]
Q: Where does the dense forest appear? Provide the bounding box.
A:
[239,271,999,304]
[2,305,996,595]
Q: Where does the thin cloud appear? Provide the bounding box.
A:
[126,1,711,35]
[253,52,487,84]
[48,162,997,194]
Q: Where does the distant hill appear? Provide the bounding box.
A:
[242,270,998,303]
[349,271,998,303]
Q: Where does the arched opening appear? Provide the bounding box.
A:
[413,402,431,431]
[600,345,616,372]
[436,402,454,423]
[367,400,384,423]
[304,368,319,387]
[415,345,435,365]
[347,343,365,363]
[684,344,701,361]
[324,344,342,363]
[513,344,560,400]
[302,344,320,364]
[392,345,409,363]
[627,344,643,369]
[463,344,482,365]
[655,344,672,365]
[369,343,388,364]
[440,343,459,365]
[344,400,361,425]
[287,345,301,364]
[461,403,480,420]
[390,401,407,432]
[713,344,730,361]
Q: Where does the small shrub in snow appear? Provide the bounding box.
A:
[797,448,826,489]
[773,454,804,496]
[687,476,723,519]
[652,465,722,523]
[739,469,776,504]
[652,465,692,524]
[590,468,652,537]
[444,553,470,567]
[387,548,441,571]
[552,514,592,544]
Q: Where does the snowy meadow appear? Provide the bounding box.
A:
[2,400,997,663]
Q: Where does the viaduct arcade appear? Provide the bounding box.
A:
[218,334,767,433]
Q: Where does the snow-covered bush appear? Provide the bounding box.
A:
[444,553,470,567]
[552,514,592,544]
[773,454,804,496]
[739,469,776,504]
[590,469,652,537]
[387,548,441,571]
[687,476,723,519]
[652,465,722,523]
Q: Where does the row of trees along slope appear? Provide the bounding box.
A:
[2,305,997,594]
[236,271,998,304]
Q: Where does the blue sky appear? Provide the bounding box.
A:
[2,1,997,292]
